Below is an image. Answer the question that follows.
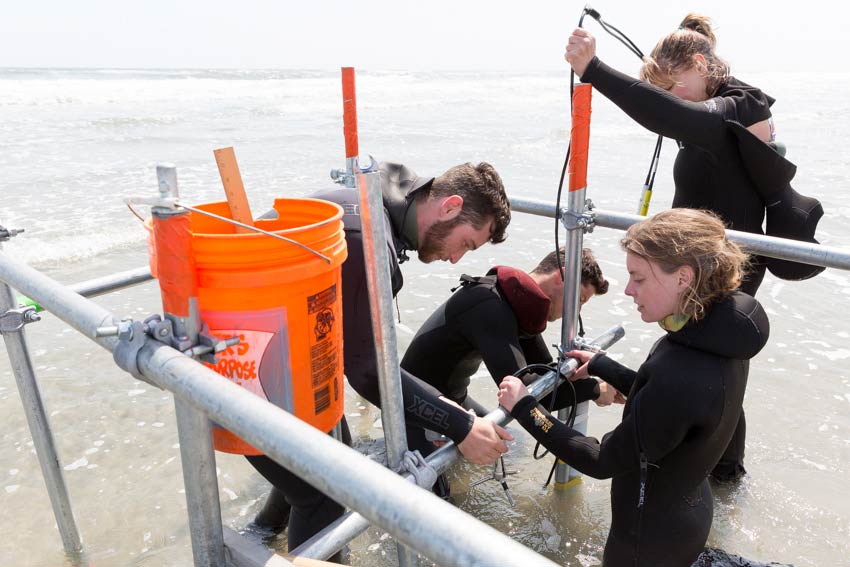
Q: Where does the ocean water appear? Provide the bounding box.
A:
[1,67,849,566]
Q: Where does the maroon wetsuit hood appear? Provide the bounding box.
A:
[492,265,550,335]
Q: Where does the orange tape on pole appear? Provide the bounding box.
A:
[341,67,359,159]
[568,83,593,192]
[152,213,197,317]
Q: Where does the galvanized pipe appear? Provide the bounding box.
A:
[153,163,226,567]
[173,398,225,566]
[509,196,850,270]
[555,188,588,485]
[356,170,410,470]
[294,325,626,560]
[0,263,84,557]
[21,266,154,310]
[0,252,560,567]
[0,257,118,351]
[70,266,153,299]
[356,169,417,566]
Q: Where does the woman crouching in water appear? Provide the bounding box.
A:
[499,208,770,567]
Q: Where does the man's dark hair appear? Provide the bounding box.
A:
[531,247,609,295]
[424,162,511,243]
[581,248,609,295]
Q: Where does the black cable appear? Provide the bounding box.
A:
[586,11,644,59]
[544,4,651,489]
[582,6,665,215]
[553,8,589,283]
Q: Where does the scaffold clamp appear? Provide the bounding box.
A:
[0,306,41,334]
[400,450,438,490]
[330,154,379,187]
[110,318,157,386]
[558,204,596,233]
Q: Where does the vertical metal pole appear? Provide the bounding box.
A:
[554,191,589,487]
[357,169,418,567]
[153,164,226,567]
[555,83,593,487]
[0,246,84,558]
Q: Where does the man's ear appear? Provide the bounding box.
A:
[438,195,464,221]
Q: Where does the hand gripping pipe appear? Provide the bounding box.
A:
[292,324,625,560]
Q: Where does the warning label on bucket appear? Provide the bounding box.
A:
[209,329,274,395]
[200,307,294,415]
[308,284,339,414]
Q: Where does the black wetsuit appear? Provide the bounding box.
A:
[247,163,479,547]
[510,292,769,567]
[401,267,603,417]
[581,57,778,480]
[581,57,772,294]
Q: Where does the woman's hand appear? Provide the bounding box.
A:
[594,381,624,407]
[564,27,596,78]
[498,376,530,412]
[566,349,594,380]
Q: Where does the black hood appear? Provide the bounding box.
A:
[667,291,769,360]
[378,162,434,252]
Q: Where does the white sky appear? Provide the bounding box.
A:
[3,1,849,73]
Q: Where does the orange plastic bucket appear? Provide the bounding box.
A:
[147,198,347,454]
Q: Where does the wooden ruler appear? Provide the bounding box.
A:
[213,146,254,233]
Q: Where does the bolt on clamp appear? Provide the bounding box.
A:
[0,306,41,334]
[572,336,607,355]
[558,208,596,232]
[0,225,25,242]
[98,314,240,387]
[330,154,379,187]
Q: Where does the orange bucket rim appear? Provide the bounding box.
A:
[190,197,344,239]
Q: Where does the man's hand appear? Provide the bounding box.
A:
[457,417,513,465]
[594,380,624,407]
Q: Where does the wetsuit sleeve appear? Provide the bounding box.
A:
[455,298,531,385]
[580,57,730,152]
[510,356,716,478]
[510,395,639,479]
[340,230,474,443]
[587,353,637,396]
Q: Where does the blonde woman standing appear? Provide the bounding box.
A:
[499,209,770,566]
[564,14,822,482]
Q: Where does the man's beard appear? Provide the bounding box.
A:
[417,216,463,263]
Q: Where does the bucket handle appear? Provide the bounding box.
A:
[177,202,332,263]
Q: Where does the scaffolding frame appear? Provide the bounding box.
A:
[2,196,848,566]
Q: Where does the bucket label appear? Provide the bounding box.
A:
[201,307,294,413]
[208,329,274,398]
[308,284,338,415]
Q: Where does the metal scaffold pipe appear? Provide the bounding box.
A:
[0,263,84,560]
[0,250,561,567]
[509,196,850,271]
[293,323,625,560]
